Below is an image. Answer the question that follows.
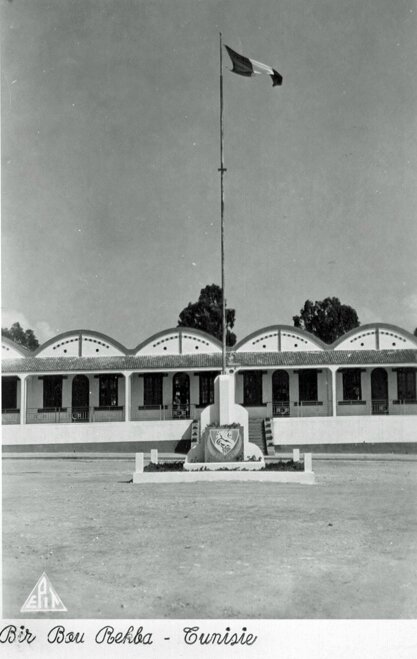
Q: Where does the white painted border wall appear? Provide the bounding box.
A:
[2,420,192,445]
[3,415,416,447]
[272,415,417,445]
[133,471,315,484]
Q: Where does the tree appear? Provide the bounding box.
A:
[177,284,237,346]
[1,322,39,350]
[414,328,417,337]
[293,297,360,344]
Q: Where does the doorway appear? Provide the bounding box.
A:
[172,373,190,418]
[72,375,90,422]
[371,368,388,415]
[272,370,290,416]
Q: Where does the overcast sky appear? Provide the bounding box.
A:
[2,0,416,347]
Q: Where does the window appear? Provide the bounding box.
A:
[342,369,362,401]
[99,375,119,407]
[143,374,163,407]
[243,371,263,406]
[2,377,18,410]
[43,376,63,409]
[199,372,217,406]
[397,369,416,401]
[298,370,318,402]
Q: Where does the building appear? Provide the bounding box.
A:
[2,323,417,453]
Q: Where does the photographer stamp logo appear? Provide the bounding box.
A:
[20,572,67,613]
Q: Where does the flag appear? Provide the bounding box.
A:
[225,45,282,87]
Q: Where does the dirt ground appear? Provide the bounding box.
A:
[2,456,417,618]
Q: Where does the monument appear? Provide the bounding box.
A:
[184,373,265,471]
[131,373,314,481]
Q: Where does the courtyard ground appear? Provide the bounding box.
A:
[2,455,417,618]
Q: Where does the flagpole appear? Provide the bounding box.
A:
[219,32,227,375]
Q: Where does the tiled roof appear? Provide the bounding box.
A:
[234,350,417,367]
[1,354,224,373]
[2,349,416,374]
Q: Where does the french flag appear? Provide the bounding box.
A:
[225,45,283,87]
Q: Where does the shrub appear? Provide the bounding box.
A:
[143,460,304,472]
[144,461,185,472]
[263,460,303,471]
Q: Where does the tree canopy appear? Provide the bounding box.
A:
[2,322,39,350]
[293,297,360,344]
[177,284,237,346]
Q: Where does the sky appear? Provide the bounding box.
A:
[2,0,417,348]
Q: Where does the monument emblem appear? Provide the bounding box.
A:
[211,428,240,455]
[205,424,244,463]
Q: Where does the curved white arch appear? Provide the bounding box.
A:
[333,324,417,351]
[133,327,222,356]
[35,330,128,358]
[235,325,327,353]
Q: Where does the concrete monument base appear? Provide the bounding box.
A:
[132,449,314,484]
[132,470,315,484]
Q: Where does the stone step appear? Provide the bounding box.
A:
[191,419,200,444]
[263,418,275,456]
[248,419,267,455]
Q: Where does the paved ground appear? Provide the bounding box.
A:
[2,456,417,618]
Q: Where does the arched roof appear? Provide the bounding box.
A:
[235,325,328,352]
[1,336,31,359]
[3,323,416,372]
[133,327,222,356]
[34,329,128,357]
[332,323,417,350]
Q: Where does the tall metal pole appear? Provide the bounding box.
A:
[219,32,227,374]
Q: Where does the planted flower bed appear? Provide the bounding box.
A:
[144,461,185,472]
[135,457,313,483]
[263,460,303,471]
[144,459,303,472]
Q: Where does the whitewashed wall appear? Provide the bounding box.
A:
[2,419,192,445]
[272,415,417,445]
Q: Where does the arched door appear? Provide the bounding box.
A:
[72,375,90,422]
[172,373,190,419]
[371,368,388,415]
[272,370,290,416]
